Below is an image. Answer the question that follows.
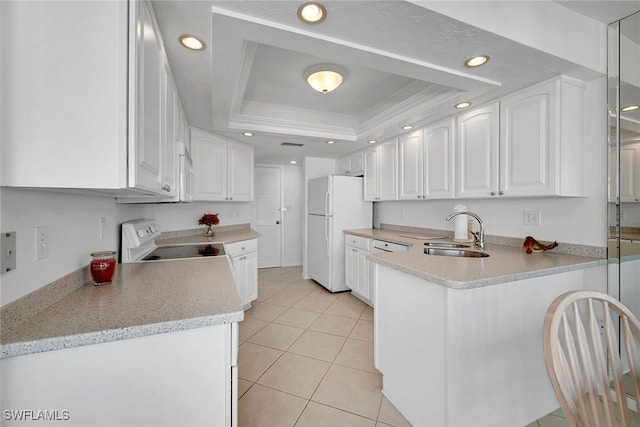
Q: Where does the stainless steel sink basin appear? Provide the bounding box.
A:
[424,242,470,249]
[423,248,489,258]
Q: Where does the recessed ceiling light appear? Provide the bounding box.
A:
[455,102,472,109]
[290,160,297,164]
[465,55,489,67]
[326,140,335,144]
[179,34,205,51]
[368,140,377,144]
[297,2,326,24]
[622,105,640,112]
[304,64,346,93]
[242,132,254,137]
[401,125,414,130]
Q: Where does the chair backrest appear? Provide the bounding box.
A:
[544,291,640,427]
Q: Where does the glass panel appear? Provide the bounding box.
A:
[610,10,640,403]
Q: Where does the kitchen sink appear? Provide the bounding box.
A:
[424,242,470,249]
[423,248,489,258]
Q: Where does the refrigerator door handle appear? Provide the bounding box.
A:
[324,190,330,216]
[325,217,330,257]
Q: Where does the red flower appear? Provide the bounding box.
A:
[198,213,220,227]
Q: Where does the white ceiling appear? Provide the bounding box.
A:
[152,1,640,165]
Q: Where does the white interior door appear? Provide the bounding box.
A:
[254,166,282,268]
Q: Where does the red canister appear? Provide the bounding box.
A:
[90,251,116,285]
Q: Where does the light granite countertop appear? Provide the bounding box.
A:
[344,228,606,290]
[1,258,243,358]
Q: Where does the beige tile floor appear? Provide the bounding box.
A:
[241,266,629,427]
[239,265,408,427]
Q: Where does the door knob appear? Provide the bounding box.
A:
[276,221,280,225]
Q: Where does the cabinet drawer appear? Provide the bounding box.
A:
[225,239,257,257]
[372,239,408,252]
[345,234,370,251]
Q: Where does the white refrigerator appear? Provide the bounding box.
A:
[307,175,373,292]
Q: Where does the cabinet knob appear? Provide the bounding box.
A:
[229,197,233,201]
[499,191,504,196]
[276,221,280,225]
[490,191,497,196]
[162,184,171,192]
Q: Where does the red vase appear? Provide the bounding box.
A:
[90,251,116,285]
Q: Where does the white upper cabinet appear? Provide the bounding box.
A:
[227,140,255,201]
[398,118,455,200]
[160,62,177,197]
[337,152,365,176]
[1,0,178,196]
[456,76,584,199]
[364,140,398,201]
[499,76,584,197]
[190,129,254,202]
[456,103,500,198]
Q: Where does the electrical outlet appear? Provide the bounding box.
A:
[99,217,107,240]
[35,226,49,260]
[523,210,541,226]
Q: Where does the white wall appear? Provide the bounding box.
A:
[282,165,304,267]
[375,77,609,247]
[0,189,146,305]
[147,201,253,232]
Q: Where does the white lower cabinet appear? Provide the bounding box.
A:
[344,235,372,305]
[0,324,238,427]
[226,240,258,309]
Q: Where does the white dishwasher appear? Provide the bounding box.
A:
[370,239,408,307]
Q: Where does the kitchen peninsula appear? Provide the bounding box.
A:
[345,226,607,427]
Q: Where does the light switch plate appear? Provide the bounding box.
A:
[1,232,17,273]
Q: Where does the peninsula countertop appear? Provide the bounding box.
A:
[1,258,243,358]
[344,228,606,290]
[156,226,260,246]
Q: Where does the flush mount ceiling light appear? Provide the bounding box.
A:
[401,125,414,130]
[455,101,472,109]
[242,132,254,137]
[304,64,346,93]
[297,2,326,24]
[290,160,297,164]
[179,34,205,51]
[326,140,335,144]
[622,105,639,112]
[367,139,377,144]
[465,55,489,67]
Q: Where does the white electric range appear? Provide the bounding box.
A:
[121,219,225,263]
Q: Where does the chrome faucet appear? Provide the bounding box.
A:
[446,211,485,250]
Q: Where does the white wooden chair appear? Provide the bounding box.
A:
[544,291,640,426]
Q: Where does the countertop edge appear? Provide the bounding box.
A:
[370,256,606,289]
[1,310,244,359]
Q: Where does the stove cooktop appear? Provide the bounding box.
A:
[141,243,226,261]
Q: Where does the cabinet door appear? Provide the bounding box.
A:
[378,139,398,201]
[349,152,364,175]
[191,129,227,201]
[228,140,254,201]
[500,80,557,196]
[337,157,349,175]
[131,0,164,193]
[345,246,358,290]
[354,249,371,302]
[398,130,424,200]
[424,118,455,199]
[241,252,258,306]
[161,62,177,197]
[364,148,379,201]
[456,103,499,198]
